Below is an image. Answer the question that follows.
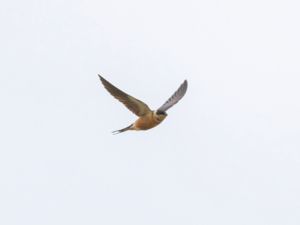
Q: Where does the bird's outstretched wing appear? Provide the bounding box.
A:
[98,75,151,117]
[157,80,188,112]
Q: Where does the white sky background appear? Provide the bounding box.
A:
[1,0,300,224]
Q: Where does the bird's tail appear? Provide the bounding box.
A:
[112,124,133,135]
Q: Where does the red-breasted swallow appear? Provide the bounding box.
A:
[98,75,188,134]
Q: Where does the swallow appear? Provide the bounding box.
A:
[98,75,188,134]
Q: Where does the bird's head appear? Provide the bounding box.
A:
[154,110,168,121]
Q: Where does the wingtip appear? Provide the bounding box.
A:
[98,74,108,85]
[183,79,188,88]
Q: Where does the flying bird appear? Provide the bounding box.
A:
[98,75,188,134]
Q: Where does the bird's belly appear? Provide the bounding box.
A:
[134,117,161,130]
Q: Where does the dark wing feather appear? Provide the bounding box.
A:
[157,80,188,112]
[98,75,151,117]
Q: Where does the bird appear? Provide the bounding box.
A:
[98,75,188,134]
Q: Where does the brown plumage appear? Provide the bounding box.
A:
[98,75,188,134]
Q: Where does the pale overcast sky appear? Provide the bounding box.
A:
[0,0,300,225]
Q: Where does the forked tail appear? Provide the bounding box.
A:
[112,124,133,134]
